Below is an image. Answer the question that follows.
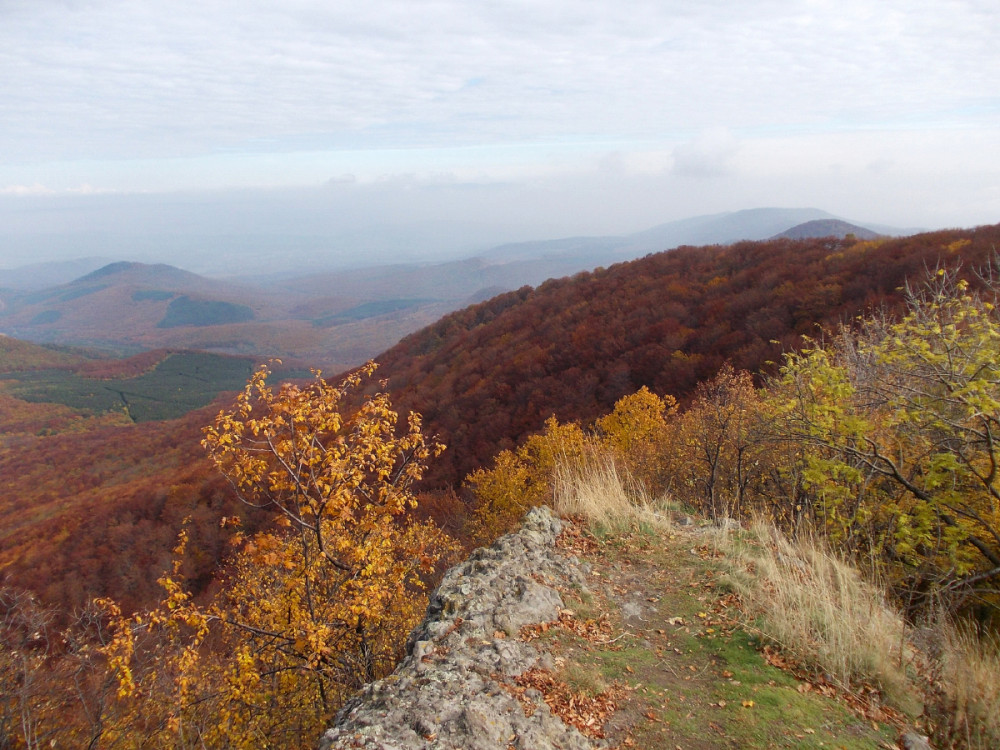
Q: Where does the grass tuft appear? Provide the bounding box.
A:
[727,521,919,714]
[922,619,1000,749]
[552,450,670,533]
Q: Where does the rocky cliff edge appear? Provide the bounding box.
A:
[319,506,596,750]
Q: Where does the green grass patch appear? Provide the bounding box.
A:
[565,521,901,749]
[158,296,254,328]
[0,352,311,422]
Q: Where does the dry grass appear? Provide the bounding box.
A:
[727,522,920,714]
[725,520,1000,745]
[922,619,1000,749]
[553,451,1000,746]
[552,449,670,533]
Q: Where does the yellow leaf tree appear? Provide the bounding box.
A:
[465,416,587,545]
[594,385,677,493]
[102,363,456,747]
[772,269,1000,607]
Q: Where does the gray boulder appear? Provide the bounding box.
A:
[319,506,596,750]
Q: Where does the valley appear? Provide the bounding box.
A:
[0,219,993,622]
[0,208,900,368]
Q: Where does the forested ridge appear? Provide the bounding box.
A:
[373,225,1000,487]
[0,224,999,746]
[1,225,996,621]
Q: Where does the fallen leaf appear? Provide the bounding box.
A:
[741,700,754,708]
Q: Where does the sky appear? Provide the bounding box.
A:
[1,0,999,274]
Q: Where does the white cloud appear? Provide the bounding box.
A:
[2,0,997,165]
[0,182,112,196]
[672,128,740,177]
[0,0,997,266]
[0,183,54,196]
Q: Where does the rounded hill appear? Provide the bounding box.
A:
[367,225,1000,487]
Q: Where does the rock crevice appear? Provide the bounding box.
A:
[319,506,595,750]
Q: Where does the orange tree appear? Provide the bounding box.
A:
[101,363,456,747]
[593,385,676,493]
[465,388,677,546]
[465,416,587,545]
[668,364,771,520]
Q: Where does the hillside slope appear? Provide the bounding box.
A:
[323,507,911,749]
[369,225,1000,487]
[0,340,312,614]
[0,261,446,367]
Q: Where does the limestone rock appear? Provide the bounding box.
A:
[899,732,933,750]
[319,506,597,750]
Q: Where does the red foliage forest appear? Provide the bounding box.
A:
[0,402,264,619]
[367,226,1000,488]
[2,224,998,619]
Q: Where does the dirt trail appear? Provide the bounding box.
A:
[544,519,903,750]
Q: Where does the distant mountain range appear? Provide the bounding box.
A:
[0,208,908,364]
[0,259,453,368]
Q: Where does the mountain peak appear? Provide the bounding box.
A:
[771,219,880,241]
[75,261,187,284]
[77,261,141,280]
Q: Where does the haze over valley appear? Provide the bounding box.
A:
[0,207,909,366]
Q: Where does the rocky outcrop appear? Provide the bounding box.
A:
[319,506,596,750]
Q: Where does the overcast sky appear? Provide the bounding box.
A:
[1,0,998,272]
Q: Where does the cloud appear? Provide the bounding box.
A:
[325,174,357,186]
[1,0,997,168]
[672,128,739,177]
[0,183,111,196]
[0,0,998,249]
[0,184,54,196]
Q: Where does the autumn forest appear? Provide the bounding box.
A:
[1,223,1000,746]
